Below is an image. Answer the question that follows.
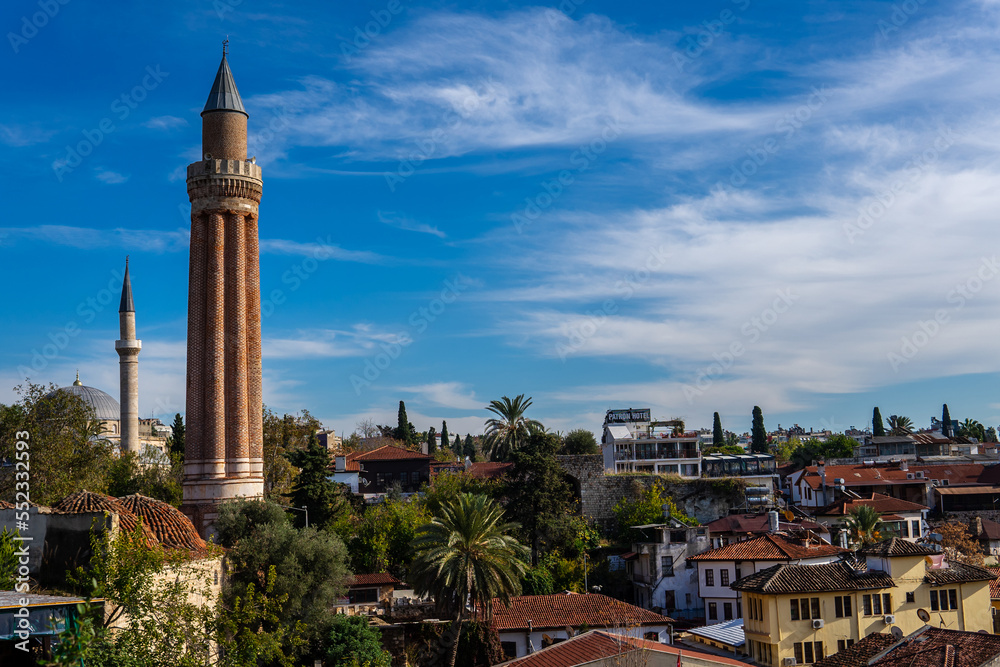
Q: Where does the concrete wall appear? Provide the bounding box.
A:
[558,456,743,529]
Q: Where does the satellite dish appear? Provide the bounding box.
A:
[917,608,931,622]
[783,510,795,522]
[890,627,904,640]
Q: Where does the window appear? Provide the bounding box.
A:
[912,520,921,537]
[794,642,824,664]
[724,602,733,621]
[906,592,915,603]
[501,642,518,659]
[949,589,958,610]
[811,597,821,619]
[735,566,742,580]
[834,595,851,618]
[661,556,674,577]
[737,600,742,619]
[863,593,891,616]
[930,590,939,611]
[791,597,820,620]
[705,569,714,586]
[708,602,718,620]
[790,598,800,621]
[837,639,856,652]
[720,569,730,586]
[670,530,687,543]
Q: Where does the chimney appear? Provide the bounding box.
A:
[335,455,346,472]
[901,460,908,471]
[768,511,779,533]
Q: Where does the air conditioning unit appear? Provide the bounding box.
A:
[783,659,798,666]
[884,615,896,624]
[915,471,925,479]
[812,619,824,629]
[906,473,914,480]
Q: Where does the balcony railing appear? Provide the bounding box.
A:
[616,449,700,461]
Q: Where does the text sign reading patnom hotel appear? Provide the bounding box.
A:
[604,408,651,424]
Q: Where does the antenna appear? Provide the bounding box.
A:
[223,37,229,57]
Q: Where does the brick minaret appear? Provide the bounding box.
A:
[116,257,141,454]
[181,44,264,538]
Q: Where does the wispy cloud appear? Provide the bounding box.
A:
[0,225,189,251]
[143,115,188,130]
[397,382,482,410]
[95,169,128,184]
[0,123,54,147]
[377,210,446,238]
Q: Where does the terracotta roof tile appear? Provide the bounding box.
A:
[858,537,935,557]
[813,633,897,667]
[800,463,986,490]
[731,561,896,594]
[704,514,824,535]
[923,561,995,586]
[988,567,1000,599]
[354,445,432,461]
[859,627,1000,667]
[53,490,155,546]
[118,494,207,553]
[491,593,671,631]
[814,493,928,516]
[349,573,401,587]
[498,630,746,667]
[688,534,845,561]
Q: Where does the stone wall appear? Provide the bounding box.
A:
[557,455,743,530]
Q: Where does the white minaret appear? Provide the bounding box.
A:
[116,257,141,454]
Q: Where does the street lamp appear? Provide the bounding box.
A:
[284,504,309,528]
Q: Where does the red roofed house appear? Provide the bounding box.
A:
[687,533,845,625]
[332,445,432,497]
[704,512,831,548]
[811,493,928,546]
[496,629,747,667]
[491,592,674,660]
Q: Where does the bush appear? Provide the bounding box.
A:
[324,615,390,667]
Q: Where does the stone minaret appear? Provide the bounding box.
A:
[181,44,265,537]
[116,257,141,454]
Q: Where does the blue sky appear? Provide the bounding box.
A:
[4,0,1000,439]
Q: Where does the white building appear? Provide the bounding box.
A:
[623,520,710,622]
[601,408,701,479]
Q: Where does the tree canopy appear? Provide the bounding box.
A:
[560,429,599,455]
[482,394,542,461]
[750,406,767,454]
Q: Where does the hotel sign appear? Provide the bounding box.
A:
[605,408,651,424]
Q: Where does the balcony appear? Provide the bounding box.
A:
[616,448,700,462]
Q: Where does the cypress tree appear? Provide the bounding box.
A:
[873,407,885,437]
[751,406,767,454]
[427,426,437,454]
[440,421,450,454]
[942,404,952,437]
[395,401,411,443]
[454,434,463,456]
[170,412,185,458]
[712,412,724,447]
[464,434,476,459]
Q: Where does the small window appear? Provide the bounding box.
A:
[708,602,718,620]
[949,589,958,610]
[724,602,733,621]
[790,598,800,621]
[930,590,939,611]
[501,642,517,659]
[705,569,714,586]
[811,598,821,619]
[906,592,915,603]
[661,556,674,577]
[720,569,730,586]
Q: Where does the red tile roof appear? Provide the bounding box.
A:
[498,630,746,667]
[812,633,897,667]
[118,494,207,553]
[988,567,1000,600]
[833,627,1000,667]
[53,490,155,546]
[731,562,896,594]
[799,463,986,490]
[704,513,824,535]
[857,537,934,557]
[430,461,513,479]
[354,445,432,461]
[814,493,928,516]
[491,593,671,631]
[688,534,845,562]
[348,573,401,587]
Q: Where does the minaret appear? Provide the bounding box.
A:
[181,43,265,537]
[116,257,141,454]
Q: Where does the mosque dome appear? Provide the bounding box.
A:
[47,373,121,421]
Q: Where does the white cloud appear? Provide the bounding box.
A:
[397,382,482,410]
[377,211,446,238]
[95,169,128,184]
[143,116,188,130]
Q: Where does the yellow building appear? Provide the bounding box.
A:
[732,538,994,666]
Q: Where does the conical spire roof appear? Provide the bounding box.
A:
[202,52,247,116]
[119,257,135,313]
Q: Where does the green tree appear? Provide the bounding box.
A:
[942,404,953,437]
[216,565,305,667]
[504,432,575,566]
[712,412,724,447]
[561,429,600,455]
[464,434,477,459]
[521,566,555,596]
[0,527,18,589]
[263,406,323,499]
[843,505,883,548]
[887,415,913,435]
[395,401,413,444]
[427,426,438,454]
[773,438,800,464]
[482,394,543,461]
[611,481,696,544]
[410,493,529,667]
[986,427,998,443]
[958,418,986,442]
[873,407,885,437]
[105,449,183,506]
[703,445,744,456]
[789,435,856,470]
[169,412,185,458]
[0,381,109,505]
[284,433,347,530]
[324,615,391,667]
[454,434,463,457]
[349,497,429,578]
[441,421,450,455]
[750,406,767,454]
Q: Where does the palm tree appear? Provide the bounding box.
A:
[410,493,529,667]
[958,418,985,441]
[886,415,913,436]
[843,505,883,547]
[482,395,542,461]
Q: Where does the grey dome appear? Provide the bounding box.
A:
[48,376,121,421]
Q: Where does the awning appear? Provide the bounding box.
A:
[621,552,638,561]
[935,486,1000,495]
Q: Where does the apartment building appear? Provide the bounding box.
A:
[601,408,701,478]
